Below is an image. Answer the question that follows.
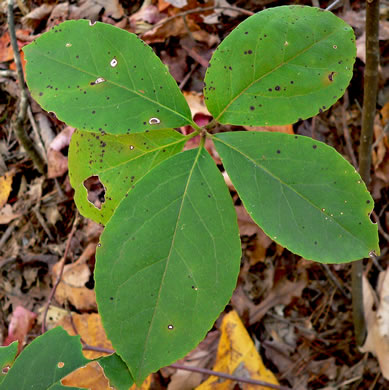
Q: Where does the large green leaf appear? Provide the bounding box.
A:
[204,6,356,126]
[98,353,134,390]
[23,20,193,134]
[0,342,17,384]
[95,147,241,384]
[69,129,187,225]
[0,327,89,390]
[213,131,379,263]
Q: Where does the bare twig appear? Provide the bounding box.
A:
[170,363,291,390]
[179,62,199,90]
[27,106,47,160]
[33,207,54,241]
[322,264,350,299]
[0,220,18,251]
[7,0,46,174]
[371,210,389,242]
[353,0,380,347]
[80,340,290,389]
[325,0,342,11]
[41,212,79,333]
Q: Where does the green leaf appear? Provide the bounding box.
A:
[0,327,89,390]
[213,131,379,263]
[95,147,241,384]
[98,353,134,390]
[0,342,18,384]
[69,129,187,225]
[23,20,193,134]
[204,6,356,126]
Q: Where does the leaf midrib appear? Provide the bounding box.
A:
[137,147,203,380]
[214,135,364,245]
[29,49,193,127]
[214,27,343,123]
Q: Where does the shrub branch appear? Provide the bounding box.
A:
[353,0,380,347]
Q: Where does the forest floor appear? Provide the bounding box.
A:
[0,0,389,389]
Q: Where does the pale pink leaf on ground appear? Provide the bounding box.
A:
[47,126,75,178]
[4,306,37,351]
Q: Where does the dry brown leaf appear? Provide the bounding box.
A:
[53,243,97,311]
[129,4,164,33]
[372,116,386,169]
[37,305,68,330]
[165,0,188,8]
[0,31,29,63]
[58,313,113,389]
[0,171,14,209]
[244,124,294,134]
[0,204,21,225]
[70,0,124,20]
[192,30,220,47]
[361,269,389,380]
[231,284,257,320]
[381,102,389,124]
[249,270,307,325]
[235,205,261,236]
[168,331,219,390]
[196,310,279,390]
[22,4,54,29]
[183,91,211,118]
[58,313,152,389]
[47,3,70,27]
[158,0,172,12]
[202,0,239,24]
[142,15,200,44]
[47,126,75,179]
[160,48,188,82]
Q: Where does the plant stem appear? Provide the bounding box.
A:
[353,0,380,347]
[7,0,46,174]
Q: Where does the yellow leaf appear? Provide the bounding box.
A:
[196,310,279,390]
[58,313,152,389]
[0,171,14,209]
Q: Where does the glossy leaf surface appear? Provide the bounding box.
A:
[214,132,379,263]
[69,129,187,225]
[95,147,241,384]
[204,6,356,126]
[0,327,89,390]
[23,20,193,134]
[98,353,134,390]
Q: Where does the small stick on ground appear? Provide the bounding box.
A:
[7,0,46,174]
[170,364,291,390]
[41,212,79,333]
[78,337,291,389]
